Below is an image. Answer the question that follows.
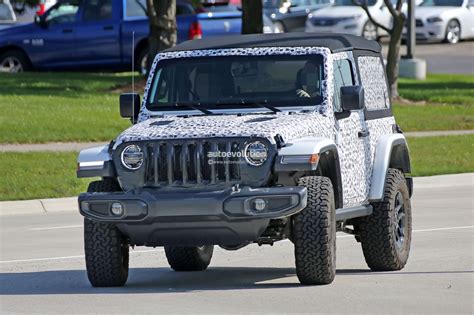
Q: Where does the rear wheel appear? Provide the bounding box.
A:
[84,179,129,287]
[357,169,412,271]
[293,176,336,285]
[165,245,214,271]
[0,50,31,73]
[136,47,148,76]
[362,21,378,41]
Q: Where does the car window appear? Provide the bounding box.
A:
[420,0,464,6]
[291,0,310,7]
[125,0,146,18]
[334,0,377,6]
[83,0,113,21]
[147,55,325,110]
[0,3,15,21]
[358,56,390,111]
[45,1,80,25]
[177,3,194,15]
[333,59,354,112]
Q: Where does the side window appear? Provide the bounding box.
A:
[358,56,390,111]
[45,1,80,25]
[83,0,113,22]
[125,0,147,18]
[177,3,194,15]
[333,59,354,112]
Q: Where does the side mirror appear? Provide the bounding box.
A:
[34,15,47,28]
[120,93,140,123]
[341,85,364,111]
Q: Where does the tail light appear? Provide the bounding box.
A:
[188,22,202,40]
[36,4,46,16]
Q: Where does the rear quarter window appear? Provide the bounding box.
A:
[357,56,390,111]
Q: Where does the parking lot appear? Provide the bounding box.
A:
[1,174,472,314]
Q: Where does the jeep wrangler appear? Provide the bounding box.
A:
[77,33,413,287]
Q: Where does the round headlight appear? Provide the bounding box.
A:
[244,141,268,166]
[121,144,143,170]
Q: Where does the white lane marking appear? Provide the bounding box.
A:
[1,226,473,265]
[28,225,82,231]
[0,249,162,264]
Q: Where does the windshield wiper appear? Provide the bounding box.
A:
[149,102,214,115]
[217,99,281,113]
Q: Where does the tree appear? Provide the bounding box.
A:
[241,0,263,34]
[353,0,406,99]
[146,0,177,72]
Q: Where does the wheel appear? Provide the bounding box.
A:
[136,47,148,76]
[444,19,461,44]
[362,20,378,41]
[164,245,214,271]
[0,50,31,73]
[84,179,129,287]
[273,21,286,33]
[357,169,412,271]
[293,176,336,285]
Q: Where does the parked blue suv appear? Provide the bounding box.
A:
[0,0,244,74]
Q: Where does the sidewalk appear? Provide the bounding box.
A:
[1,173,472,217]
[0,130,473,152]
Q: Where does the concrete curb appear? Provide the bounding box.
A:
[0,173,472,217]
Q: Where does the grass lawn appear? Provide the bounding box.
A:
[407,134,474,177]
[0,72,472,144]
[0,152,93,201]
[1,134,472,200]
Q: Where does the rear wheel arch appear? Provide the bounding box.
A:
[134,39,149,74]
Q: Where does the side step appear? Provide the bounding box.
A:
[335,205,373,221]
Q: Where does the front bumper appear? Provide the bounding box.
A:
[78,186,307,246]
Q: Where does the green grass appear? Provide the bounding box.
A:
[393,103,474,131]
[1,135,472,200]
[0,72,472,144]
[399,73,474,105]
[0,152,93,201]
[407,135,474,177]
[0,72,132,144]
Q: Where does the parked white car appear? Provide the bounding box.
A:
[409,0,474,44]
[305,0,393,40]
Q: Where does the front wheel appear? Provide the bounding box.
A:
[444,19,461,44]
[357,169,412,271]
[293,176,336,285]
[83,179,129,287]
[0,50,31,73]
[165,245,214,271]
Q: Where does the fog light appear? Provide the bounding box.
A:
[110,202,123,216]
[253,198,267,212]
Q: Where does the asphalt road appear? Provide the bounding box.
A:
[1,174,473,314]
[381,41,474,75]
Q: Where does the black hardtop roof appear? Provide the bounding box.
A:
[164,33,381,54]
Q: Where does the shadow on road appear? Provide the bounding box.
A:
[2,267,471,295]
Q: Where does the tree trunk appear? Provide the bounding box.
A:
[241,0,263,34]
[385,14,405,100]
[146,0,177,72]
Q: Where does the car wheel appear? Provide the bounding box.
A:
[357,169,412,271]
[273,21,286,33]
[165,245,214,271]
[136,48,148,76]
[362,20,378,41]
[84,179,129,287]
[293,176,336,285]
[0,50,31,73]
[444,19,461,44]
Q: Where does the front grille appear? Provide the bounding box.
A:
[416,19,423,27]
[311,18,339,27]
[143,139,242,187]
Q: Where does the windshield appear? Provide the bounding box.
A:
[147,54,325,111]
[420,0,464,6]
[334,0,377,6]
[263,0,285,8]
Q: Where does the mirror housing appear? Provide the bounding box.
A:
[341,85,364,111]
[34,15,47,28]
[120,93,140,124]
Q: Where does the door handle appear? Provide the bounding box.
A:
[103,25,114,31]
[62,29,73,33]
[358,129,370,138]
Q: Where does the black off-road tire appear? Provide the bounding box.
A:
[164,245,214,271]
[293,176,336,285]
[84,179,129,287]
[357,169,412,271]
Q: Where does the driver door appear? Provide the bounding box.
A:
[28,0,81,68]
